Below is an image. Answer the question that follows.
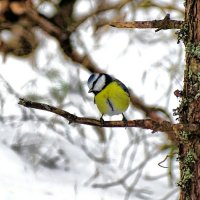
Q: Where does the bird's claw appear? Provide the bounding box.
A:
[100,115,105,125]
[122,113,128,127]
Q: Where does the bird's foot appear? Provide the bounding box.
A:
[122,113,128,127]
[100,115,105,125]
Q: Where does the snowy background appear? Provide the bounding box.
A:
[0,0,184,199]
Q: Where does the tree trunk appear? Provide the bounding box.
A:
[178,0,200,199]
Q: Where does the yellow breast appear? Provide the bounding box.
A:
[94,81,130,116]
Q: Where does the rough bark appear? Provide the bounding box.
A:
[178,0,200,199]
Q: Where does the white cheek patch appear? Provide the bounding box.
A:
[93,75,105,92]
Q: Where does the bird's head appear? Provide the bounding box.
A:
[87,73,112,94]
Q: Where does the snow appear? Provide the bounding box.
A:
[0,126,179,200]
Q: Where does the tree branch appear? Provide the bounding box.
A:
[110,19,183,30]
[110,14,183,31]
[18,98,200,134]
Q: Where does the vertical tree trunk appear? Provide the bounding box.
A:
[178,0,200,199]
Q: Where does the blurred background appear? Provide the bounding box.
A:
[0,0,184,199]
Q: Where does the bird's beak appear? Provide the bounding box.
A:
[88,89,93,93]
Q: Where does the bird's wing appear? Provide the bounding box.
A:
[114,79,130,96]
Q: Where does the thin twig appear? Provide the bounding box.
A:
[158,153,178,168]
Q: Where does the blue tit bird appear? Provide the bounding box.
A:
[87,73,130,123]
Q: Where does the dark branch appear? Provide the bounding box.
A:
[18,98,200,134]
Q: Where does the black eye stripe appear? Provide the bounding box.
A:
[92,74,101,90]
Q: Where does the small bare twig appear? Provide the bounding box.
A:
[158,153,178,168]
